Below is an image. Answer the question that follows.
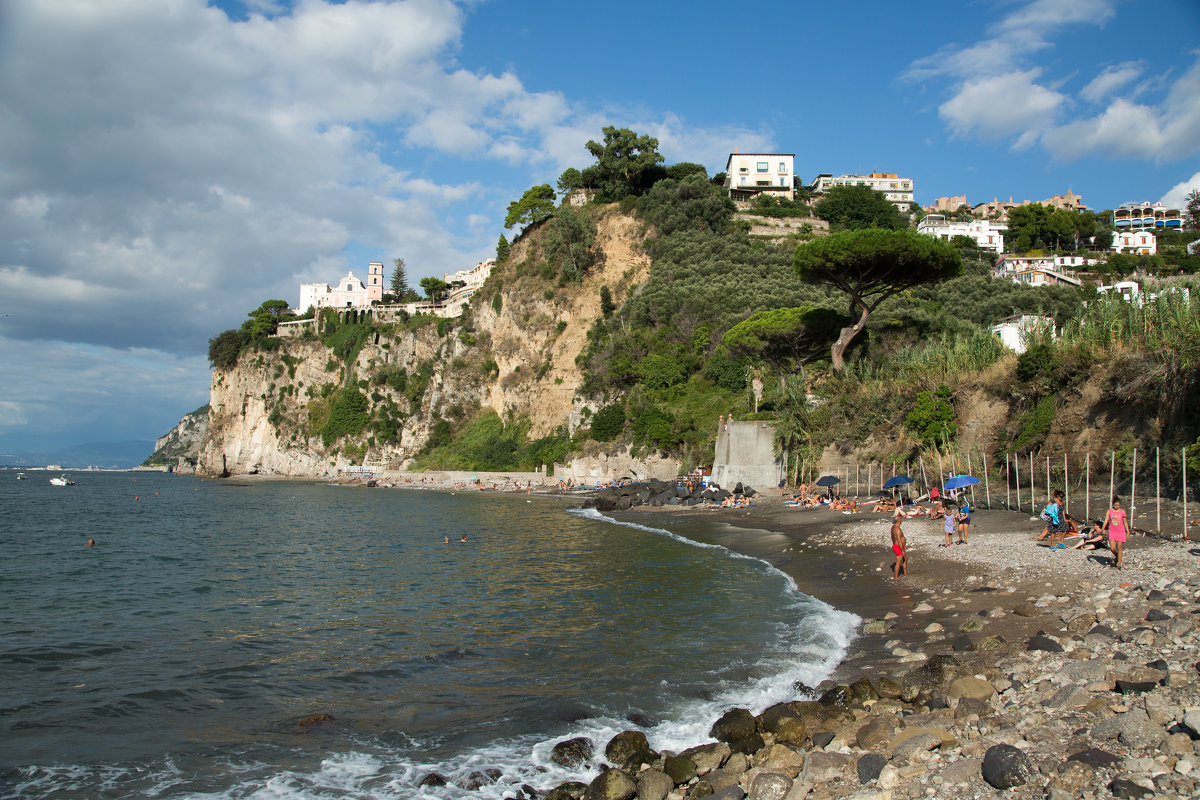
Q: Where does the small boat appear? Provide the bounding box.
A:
[16,472,26,480]
[49,474,75,486]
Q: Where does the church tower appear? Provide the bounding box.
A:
[367,261,384,303]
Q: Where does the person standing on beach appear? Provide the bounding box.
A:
[932,499,955,547]
[955,498,970,545]
[1102,495,1128,568]
[890,511,908,578]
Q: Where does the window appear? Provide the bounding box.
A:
[778,162,787,173]
[757,161,768,172]
[739,176,747,186]
[780,178,787,187]
[739,166,748,173]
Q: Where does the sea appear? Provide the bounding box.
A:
[0,472,858,800]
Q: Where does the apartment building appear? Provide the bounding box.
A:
[725,153,795,201]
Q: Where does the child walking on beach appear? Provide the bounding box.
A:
[932,499,955,547]
[890,511,907,578]
[1102,495,1128,569]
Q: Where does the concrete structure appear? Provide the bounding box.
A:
[809,172,914,208]
[1113,202,1184,231]
[1040,190,1087,212]
[994,255,1088,288]
[973,197,1021,219]
[991,314,1054,354]
[298,262,384,312]
[925,195,968,214]
[916,214,1006,253]
[1097,281,1191,307]
[971,191,1086,220]
[399,258,496,318]
[1111,230,1157,255]
[710,420,784,492]
[725,152,795,201]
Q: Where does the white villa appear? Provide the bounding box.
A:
[993,255,1090,288]
[725,152,795,201]
[299,262,384,312]
[1110,230,1157,255]
[1113,202,1184,232]
[402,258,496,318]
[916,214,1006,253]
[808,172,914,209]
[1096,281,1190,307]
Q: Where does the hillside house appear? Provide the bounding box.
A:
[725,152,795,201]
[298,262,384,312]
[809,172,914,209]
[991,314,1054,354]
[994,255,1088,288]
[1111,230,1157,255]
[1113,202,1183,232]
[916,214,1006,253]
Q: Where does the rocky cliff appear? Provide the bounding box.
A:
[144,404,209,473]
[196,206,649,477]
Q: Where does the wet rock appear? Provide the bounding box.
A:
[810,731,835,749]
[1028,633,1064,652]
[417,772,447,787]
[727,732,764,755]
[951,633,975,652]
[585,768,637,800]
[856,716,897,751]
[981,744,1034,789]
[848,677,879,704]
[746,773,791,800]
[711,708,757,744]
[772,716,807,747]
[635,769,673,800]
[297,713,334,727]
[605,731,651,768]
[679,742,730,775]
[663,754,697,784]
[856,753,887,784]
[876,677,902,699]
[817,685,852,709]
[1109,777,1153,799]
[552,737,595,768]
[698,769,739,794]
[545,782,589,800]
[461,770,502,790]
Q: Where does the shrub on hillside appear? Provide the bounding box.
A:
[590,402,626,442]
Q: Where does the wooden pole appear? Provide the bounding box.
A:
[1109,451,1115,506]
[1045,455,1051,501]
[1156,447,1161,537]
[1184,447,1189,541]
[937,450,945,497]
[983,450,991,509]
[1085,453,1090,523]
[967,451,976,505]
[1131,448,1137,535]
[856,463,860,498]
[1014,452,1022,514]
[1005,452,1011,510]
[1030,452,1035,514]
[919,456,927,498]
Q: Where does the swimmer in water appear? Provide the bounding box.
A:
[87,539,95,547]
[444,536,450,544]
[460,535,468,543]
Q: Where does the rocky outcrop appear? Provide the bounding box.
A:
[194,207,652,478]
[143,404,209,473]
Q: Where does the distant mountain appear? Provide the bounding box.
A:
[0,438,154,469]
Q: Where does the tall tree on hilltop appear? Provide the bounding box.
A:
[1187,189,1200,230]
[580,126,665,201]
[496,234,510,263]
[505,184,556,230]
[793,228,963,372]
[389,257,411,300]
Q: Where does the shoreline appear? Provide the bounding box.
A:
[584,497,1200,799]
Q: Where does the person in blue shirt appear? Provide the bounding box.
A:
[955,499,971,544]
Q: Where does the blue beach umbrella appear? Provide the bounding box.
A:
[814,475,841,488]
[943,475,981,491]
[882,475,913,489]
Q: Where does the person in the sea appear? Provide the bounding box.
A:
[459,534,468,543]
[1102,495,1128,568]
[890,510,907,578]
[443,536,450,544]
[86,538,95,547]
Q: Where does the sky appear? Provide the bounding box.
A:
[1,0,1199,450]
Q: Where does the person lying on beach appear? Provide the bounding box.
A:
[890,511,908,578]
[1068,527,1108,550]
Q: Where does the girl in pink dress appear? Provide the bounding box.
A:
[1103,495,1128,569]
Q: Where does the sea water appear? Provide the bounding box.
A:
[0,472,857,799]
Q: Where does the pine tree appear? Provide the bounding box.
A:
[496,234,509,263]
[390,257,410,300]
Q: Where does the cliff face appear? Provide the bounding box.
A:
[197,206,649,477]
[144,405,209,473]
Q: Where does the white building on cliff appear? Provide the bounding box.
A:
[298,262,384,312]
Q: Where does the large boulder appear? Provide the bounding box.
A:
[605,731,651,768]
[663,754,697,784]
[981,744,1034,789]
[679,742,731,775]
[710,708,757,743]
[585,769,636,800]
[635,770,673,800]
[551,737,595,769]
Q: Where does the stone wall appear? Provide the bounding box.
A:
[711,420,783,492]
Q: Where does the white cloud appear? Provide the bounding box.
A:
[939,70,1065,140]
[1080,62,1144,104]
[1160,170,1200,209]
[995,0,1115,34]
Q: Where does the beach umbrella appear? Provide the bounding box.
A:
[814,475,841,487]
[882,475,913,489]
[943,475,981,491]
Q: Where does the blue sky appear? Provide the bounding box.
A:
[1,0,1198,449]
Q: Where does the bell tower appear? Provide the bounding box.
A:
[367,261,384,303]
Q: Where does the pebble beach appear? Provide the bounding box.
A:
[556,498,1200,800]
